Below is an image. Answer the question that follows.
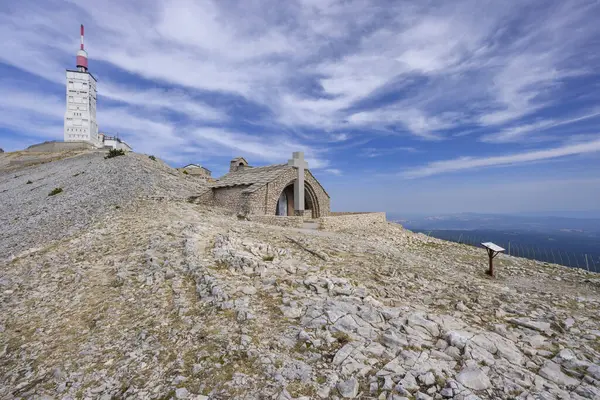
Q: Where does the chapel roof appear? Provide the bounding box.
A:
[211,164,292,193]
[182,163,211,172]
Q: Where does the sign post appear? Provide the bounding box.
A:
[481,242,505,277]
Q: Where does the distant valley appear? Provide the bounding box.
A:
[390,212,600,272]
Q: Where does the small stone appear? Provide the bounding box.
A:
[538,361,579,387]
[435,339,448,350]
[446,331,470,349]
[455,366,491,390]
[298,330,311,342]
[418,372,435,386]
[241,286,257,295]
[400,373,419,392]
[394,383,410,396]
[175,388,189,399]
[509,318,551,333]
[444,346,461,360]
[440,387,453,398]
[564,318,575,330]
[370,381,379,394]
[456,302,468,312]
[587,364,600,380]
[382,375,394,390]
[337,377,359,398]
[164,269,175,279]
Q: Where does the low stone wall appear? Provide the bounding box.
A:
[25,141,97,152]
[249,215,304,228]
[319,212,387,231]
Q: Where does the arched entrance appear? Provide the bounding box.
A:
[275,181,320,218]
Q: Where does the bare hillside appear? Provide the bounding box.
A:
[0,154,599,400]
[0,150,207,260]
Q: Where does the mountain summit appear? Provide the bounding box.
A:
[1,150,599,399]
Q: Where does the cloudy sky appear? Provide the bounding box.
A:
[1,0,600,215]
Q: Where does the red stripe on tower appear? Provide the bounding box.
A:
[76,24,88,71]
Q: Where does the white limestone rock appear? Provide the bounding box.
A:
[337,377,359,398]
[399,372,419,392]
[538,361,580,388]
[418,372,436,386]
[175,388,189,399]
[455,367,491,390]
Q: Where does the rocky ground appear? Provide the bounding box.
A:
[1,151,599,400]
[0,150,207,260]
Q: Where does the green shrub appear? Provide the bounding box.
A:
[48,187,63,196]
[182,170,189,175]
[105,149,126,159]
[149,155,157,161]
[26,180,33,184]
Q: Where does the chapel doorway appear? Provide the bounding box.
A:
[275,182,319,218]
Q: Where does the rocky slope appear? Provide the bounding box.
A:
[0,150,207,260]
[1,152,599,400]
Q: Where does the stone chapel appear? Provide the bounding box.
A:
[199,152,330,218]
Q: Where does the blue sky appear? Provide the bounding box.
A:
[1,0,600,215]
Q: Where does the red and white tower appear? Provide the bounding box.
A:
[76,24,88,72]
[64,24,100,147]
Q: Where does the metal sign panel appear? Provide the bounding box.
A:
[481,242,505,252]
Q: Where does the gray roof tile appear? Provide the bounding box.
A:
[211,164,292,193]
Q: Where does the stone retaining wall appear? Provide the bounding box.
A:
[249,215,305,228]
[319,212,387,231]
[25,141,97,152]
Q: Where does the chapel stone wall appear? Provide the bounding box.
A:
[199,185,251,214]
[319,212,387,231]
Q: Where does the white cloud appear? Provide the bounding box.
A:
[324,168,342,175]
[361,146,417,158]
[101,83,227,122]
[480,110,600,143]
[190,127,329,168]
[0,0,599,169]
[403,138,600,178]
[329,133,349,142]
[0,83,64,141]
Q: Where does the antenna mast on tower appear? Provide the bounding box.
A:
[76,24,89,72]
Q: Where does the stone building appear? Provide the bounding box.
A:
[200,153,330,218]
[179,164,212,178]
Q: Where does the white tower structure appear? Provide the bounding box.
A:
[64,24,100,147]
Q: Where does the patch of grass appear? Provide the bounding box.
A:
[183,170,189,175]
[105,148,126,159]
[286,381,316,397]
[149,155,157,161]
[48,187,63,196]
[332,331,352,346]
[109,277,124,288]
[26,180,33,184]
[262,255,275,262]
